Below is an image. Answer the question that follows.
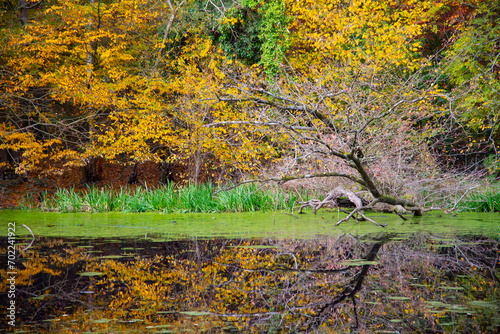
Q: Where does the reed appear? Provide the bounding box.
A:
[40,182,308,213]
[459,190,500,212]
[145,183,177,212]
[23,180,498,213]
[178,183,218,213]
[18,193,36,211]
[81,185,115,212]
[217,183,274,212]
[53,188,84,212]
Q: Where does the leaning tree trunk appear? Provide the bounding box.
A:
[348,153,423,216]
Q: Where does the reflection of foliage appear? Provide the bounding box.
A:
[0,238,93,332]
[1,234,498,333]
[365,234,500,333]
[0,239,90,291]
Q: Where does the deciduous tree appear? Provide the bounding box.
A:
[212,0,452,219]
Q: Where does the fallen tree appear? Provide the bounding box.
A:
[297,186,388,227]
[297,187,361,215]
[209,80,432,225]
[209,79,480,225]
[205,0,485,226]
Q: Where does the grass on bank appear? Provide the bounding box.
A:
[22,183,311,213]
[459,190,500,212]
[19,180,499,213]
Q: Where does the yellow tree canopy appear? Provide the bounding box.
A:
[1,0,495,185]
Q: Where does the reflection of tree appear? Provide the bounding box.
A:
[305,236,388,331]
[368,233,500,333]
[0,238,95,332]
[1,233,498,333]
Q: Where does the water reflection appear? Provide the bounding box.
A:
[1,232,498,333]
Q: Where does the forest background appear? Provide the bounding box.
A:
[0,0,499,211]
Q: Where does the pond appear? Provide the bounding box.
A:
[1,210,499,333]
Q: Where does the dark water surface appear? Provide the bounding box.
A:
[1,210,499,333]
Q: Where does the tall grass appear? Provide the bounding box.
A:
[217,183,275,212]
[38,182,308,213]
[18,192,37,211]
[178,182,218,213]
[459,190,500,212]
[54,188,84,212]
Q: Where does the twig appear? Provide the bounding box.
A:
[448,184,480,212]
[394,210,408,221]
[335,199,386,227]
[154,0,185,69]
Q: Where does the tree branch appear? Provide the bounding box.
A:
[202,120,314,131]
[154,0,185,69]
[219,89,338,132]
[214,173,367,195]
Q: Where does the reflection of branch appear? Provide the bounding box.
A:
[212,261,349,274]
[20,275,96,322]
[21,224,35,251]
[207,310,281,318]
[307,240,387,331]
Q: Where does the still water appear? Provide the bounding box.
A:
[1,210,499,333]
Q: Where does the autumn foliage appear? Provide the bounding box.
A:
[1,0,499,206]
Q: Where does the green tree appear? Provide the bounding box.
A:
[441,0,500,175]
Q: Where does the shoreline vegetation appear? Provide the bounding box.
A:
[458,189,500,213]
[19,183,307,213]
[17,182,500,214]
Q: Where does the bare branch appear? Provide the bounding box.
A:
[214,173,367,195]
[357,97,428,135]
[154,0,185,69]
[219,89,338,132]
[202,120,314,131]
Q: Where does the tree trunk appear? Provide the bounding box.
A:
[127,162,139,184]
[18,0,28,25]
[348,154,423,216]
[82,156,103,184]
[0,149,10,180]
[159,161,174,184]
